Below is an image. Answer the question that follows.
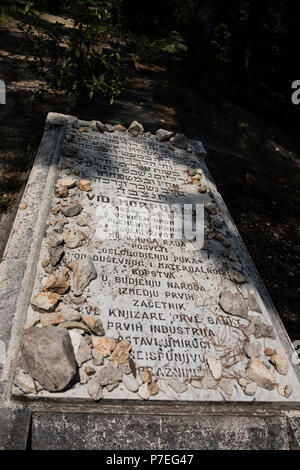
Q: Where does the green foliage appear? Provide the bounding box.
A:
[18,0,126,103]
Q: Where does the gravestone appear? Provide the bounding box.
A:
[0,113,299,449]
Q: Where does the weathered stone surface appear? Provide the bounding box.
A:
[82,314,104,335]
[149,380,159,396]
[207,357,222,380]
[119,361,131,375]
[79,180,91,191]
[70,257,97,296]
[155,129,173,142]
[172,133,188,149]
[122,374,139,392]
[58,304,81,322]
[191,379,203,389]
[215,233,230,247]
[92,348,104,366]
[56,176,76,189]
[14,368,37,394]
[91,336,115,356]
[55,186,68,198]
[85,366,95,376]
[128,120,144,135]
[244,341,262,359]
[210,214,224,228]
[138,382,150,400]
[42,269,69,294]
[20,326,77,392]
[167,377,188,393]
[270,353,289,375]
[202,375,217,389]
[219,290,248,319]
[109,339,131,364]
[228,269,246,284]
[70,333,92,366]
[246,316,276,339]
[248,293,262,312]
[48,246,64,266]
[284,385,293,398]
[61,201,83,217]
[205,202,219,215]
[244,382,257,396]
[95,362,122,386]
[31,292,60,313]
[65,231,84,249]
[219,378,233,396]
[246,358,277,390]
[40,312,66,327]
[140,370,152,384]
[47,231,64,248]
[12,114,300,405]
[87,378,103,401]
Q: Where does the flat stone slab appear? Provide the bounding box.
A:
[2,113,300,406]
[30,411,294,450]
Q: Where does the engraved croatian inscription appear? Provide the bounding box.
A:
[15,118,300,403]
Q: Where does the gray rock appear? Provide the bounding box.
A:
[202,375,217,389]
[76,215,87,227]
[92,349,104,366]
[205,202,219,215]
[104,123,115,132]
[65,231,83,249]
[210,214,224,228]
[191,379,203,389]
[219,290,248,319]
[95,362,122,386]
[61,201,83,217]
[122,374,139,392]
[106,381,119,392]
[96,121,106,132]
[246,358,277,390]
[244,382,257,396]
[14,368,37,394]
[47,231,64,248]
[119,361,131,375]
[48,246,65,266]
[215,232,231,247]
[167,377,188,393]
[228,268,246,284]
[88,378,103,401]
[172,133,188,149]
[31,291,60,313]
[59,305,81,322]
[138,382,150,400]
[207,357,222,380]
[128,121,144,135]
[270,353,289,375]
[155,129,173,142]
[75,336,92,367]
[248,293,262,313]
[246,317,276,339]
[70,256,97,296]
[20,326,77,392]
[284,385,293,398]
[218,378,233,396]
[244,341,262,358]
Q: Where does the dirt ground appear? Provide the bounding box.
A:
[0,8,299,342]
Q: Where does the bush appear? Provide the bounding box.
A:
[18,0,126,104]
